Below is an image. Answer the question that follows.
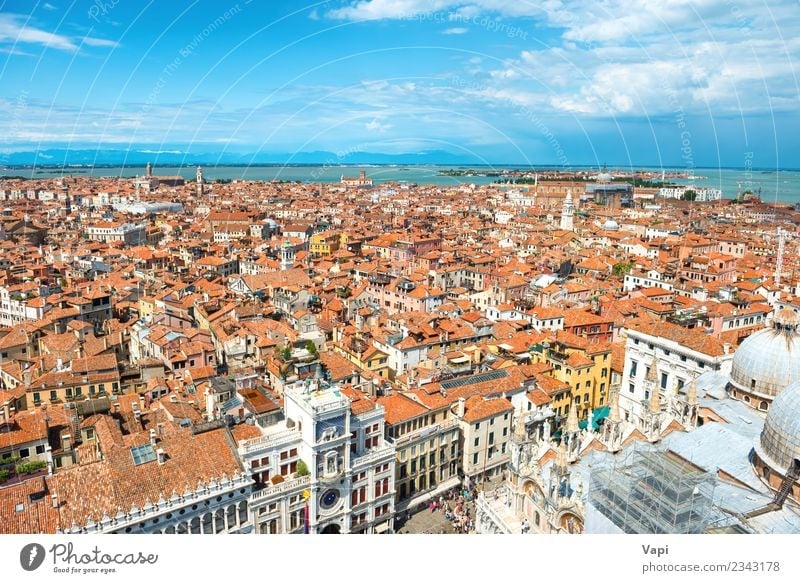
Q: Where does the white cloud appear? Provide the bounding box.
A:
[0,14,119,53]
[81,36,119,48]
[365,119,393,133]
[327,0,456,20]
[0,13,77,51]
[442,27,468,35]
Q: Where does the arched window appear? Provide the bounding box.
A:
[325,451,338,476]
[759,401,768,411]
[202,512,213,534]
[190,517,201,534]
[534,511,540,526]
[177,522,188,534]
[238,500,247,524]
[165,525,176,534]
[214,509,225,532]
[226,504,237,528]
[763,466,771,482]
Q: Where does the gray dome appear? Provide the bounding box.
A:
[729,321,800,399]
[602,219,619,231]
[759,380,800,471]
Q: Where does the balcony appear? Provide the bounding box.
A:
[352,445,395,470]
[475,490,514,534]
[250,474,311,502]
[548,349,570,363]
[240,428,298,454]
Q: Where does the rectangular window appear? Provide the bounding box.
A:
[661,372,668,390]
[474,437,479,447]
[629,360,638,377]
[629,383,635,394]
[472,453,478,465]
[488,433,494,445]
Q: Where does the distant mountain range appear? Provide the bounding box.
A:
[0,148,497,167]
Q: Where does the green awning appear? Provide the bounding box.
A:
[578,405,611,430]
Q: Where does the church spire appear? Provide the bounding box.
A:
[650,381,661,414]
[609,389,621,423]
[566,403,579,435]
[559,188,574,231]
[645,357,658,383]
[687,377,698,405]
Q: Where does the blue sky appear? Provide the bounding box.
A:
[0,0,798,167]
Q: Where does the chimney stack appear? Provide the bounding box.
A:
[456,397,465,418]
[149,428,157,446]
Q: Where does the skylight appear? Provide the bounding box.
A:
[130,444,157,466]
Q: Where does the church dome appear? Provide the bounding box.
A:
[596,171,612,183]
[602,219,619,231]
[729,310,800,405]
[757,379,800,472]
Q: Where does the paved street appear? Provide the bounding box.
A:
[396,502,461,534]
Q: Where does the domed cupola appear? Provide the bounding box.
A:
[752,379,800,502]
[728,308,800,411]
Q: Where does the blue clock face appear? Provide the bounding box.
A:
[321,489,340,509]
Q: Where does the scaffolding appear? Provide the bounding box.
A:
[589,445,717,534]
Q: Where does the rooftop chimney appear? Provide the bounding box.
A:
[456,397,465,418]
[157,448,166,465]
[149,428,157,445]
